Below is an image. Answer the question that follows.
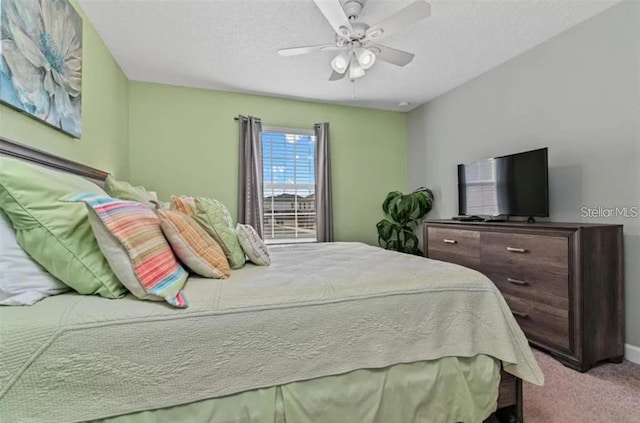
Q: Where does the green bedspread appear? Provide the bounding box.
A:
[94,355,501,423]
[0,243,541,422]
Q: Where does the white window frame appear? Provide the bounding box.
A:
[262,126,317,244]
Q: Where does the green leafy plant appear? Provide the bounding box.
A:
[376,187,434,255]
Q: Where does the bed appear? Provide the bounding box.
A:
[0,137,542,423]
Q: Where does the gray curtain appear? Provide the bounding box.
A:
[314,122,334,242]
[238,115,264,237]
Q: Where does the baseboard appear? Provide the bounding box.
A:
[625,344,640,364]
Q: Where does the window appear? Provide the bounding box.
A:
[262,127,317,243]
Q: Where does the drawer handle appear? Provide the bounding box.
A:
[507,277,528,286]
[506,247,527,253]
[512,310,529,319]
[443,239,457,244]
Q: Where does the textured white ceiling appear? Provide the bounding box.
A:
[79,0,620,111]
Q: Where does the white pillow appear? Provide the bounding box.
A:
[0,210,69,305]
[236,224,271,266]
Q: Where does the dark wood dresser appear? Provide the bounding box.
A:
[424,220,624,372]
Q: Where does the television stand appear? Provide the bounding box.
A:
[526,216,536,223]
[424,219,624,371]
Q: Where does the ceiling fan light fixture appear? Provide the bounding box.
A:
[349,55,365,79]
[282,0,429,82]
[331,51,352,74]
[355,47,376,69]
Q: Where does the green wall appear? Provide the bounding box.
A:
[0,0,129,178]
[128,82,407,245]
[0,0,408,245]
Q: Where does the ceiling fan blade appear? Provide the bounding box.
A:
[371,45,415,67]
[278,44,342,57]
[365,1,431,42]
[312,0,353,38]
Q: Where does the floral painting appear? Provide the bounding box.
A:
[0,0,82,137]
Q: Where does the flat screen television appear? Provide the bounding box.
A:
[457,148,549,218]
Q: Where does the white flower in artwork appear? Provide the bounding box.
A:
[0,0,82,136]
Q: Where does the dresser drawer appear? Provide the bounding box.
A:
[503,294,571,351]
[484,269,569,311]
[481,232,569,275]
[426,227,480,269]
[427,227,480,257]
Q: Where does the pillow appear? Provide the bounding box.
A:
[171,195,196,215]
[71,194,189,308]
[157,209,231,279]
[105,175,157,207]
[0,210,70,305]
[236,224,271,266]
[171,196,246,269]
[0,157,127,298]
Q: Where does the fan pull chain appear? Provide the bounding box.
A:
[351,79,356,99]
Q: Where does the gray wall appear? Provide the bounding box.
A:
[407,1,640,349]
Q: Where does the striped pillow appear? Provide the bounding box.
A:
[157,210,231,279]
[171,196,246,269]
[236,224,270,266]
[71,194,189,308]
[171,195,196,216]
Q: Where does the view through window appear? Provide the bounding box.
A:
[262,129,317,243]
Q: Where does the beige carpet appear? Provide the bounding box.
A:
[524,350,640,422]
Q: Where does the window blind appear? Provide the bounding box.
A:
[262,130,317,243]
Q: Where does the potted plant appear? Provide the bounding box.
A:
[376,187,434,255]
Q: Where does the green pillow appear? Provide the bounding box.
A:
[105,175,157,207]
[193,197,246,269]
[0,157,127,298]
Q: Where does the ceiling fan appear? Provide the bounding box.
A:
[277,0,431,81]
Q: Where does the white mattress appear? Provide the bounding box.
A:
[0,242,543,422]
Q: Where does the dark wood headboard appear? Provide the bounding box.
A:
[0,136,109,183]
